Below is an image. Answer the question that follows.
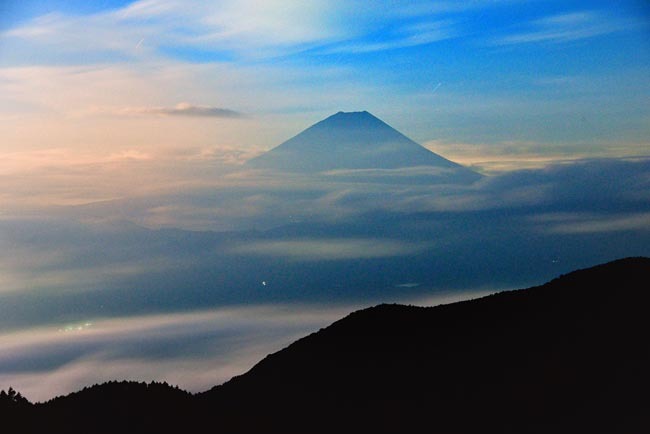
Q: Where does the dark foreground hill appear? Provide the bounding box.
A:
[3,257,649,433]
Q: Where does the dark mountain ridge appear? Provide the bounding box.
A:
[3,257,649,433]
[200,256,650,433]
[246,111,482,183]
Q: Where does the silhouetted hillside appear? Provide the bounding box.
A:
[200,256,650,433]
[2,381,193,433]
[3,257,649,433]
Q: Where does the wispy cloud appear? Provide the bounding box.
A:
[323,20,458,54]
[2,0,348,62]
[534,212,650,234]
[231,238,430,261]
[323,166,457,178]
[115,102,244,118]
[493,11,635,45]
[0,0,524,62]
[423,139,650,173]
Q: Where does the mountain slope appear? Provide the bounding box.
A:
[246,111,482,183]
[4,258,649,433]
[200,257,650,433]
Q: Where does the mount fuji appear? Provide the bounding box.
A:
[247,111,481,184]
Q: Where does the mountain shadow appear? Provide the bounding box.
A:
[3,257,649,433]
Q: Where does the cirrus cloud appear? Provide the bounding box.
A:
[492,10,639,45]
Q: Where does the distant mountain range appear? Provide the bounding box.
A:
[3,257,649,433]
[247,111,482,184]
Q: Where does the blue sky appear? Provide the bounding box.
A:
[1,0,648,156]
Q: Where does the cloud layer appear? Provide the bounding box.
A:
[1,157,649,402]
[0,304,354,401]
